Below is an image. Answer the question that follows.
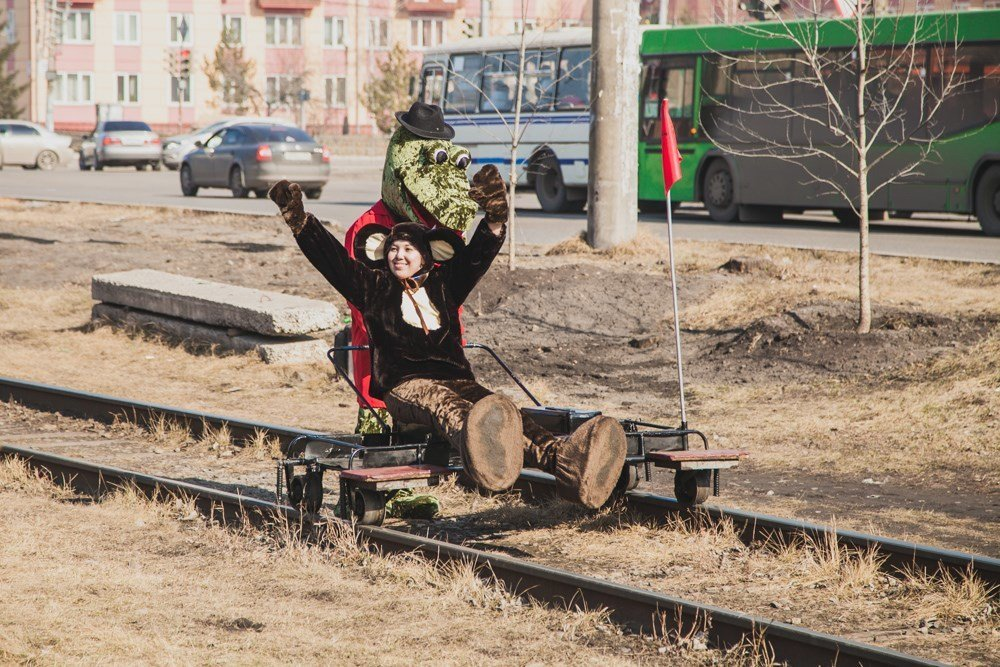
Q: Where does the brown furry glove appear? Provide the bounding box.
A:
[268,180,308,235]
[469,164,508,225]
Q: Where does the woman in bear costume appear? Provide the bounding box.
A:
[268,170,626,509]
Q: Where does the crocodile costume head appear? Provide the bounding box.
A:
[381,123,478,234]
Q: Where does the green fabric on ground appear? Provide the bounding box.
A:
[385,488,440,519]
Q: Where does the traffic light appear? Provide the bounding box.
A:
[179,48,192,78]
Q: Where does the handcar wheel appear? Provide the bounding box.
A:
[353,488,386,526]
[702,160,739,222]
[303,470,324,513]
[288,474,306,507]
[674,469,711,505]
[975,164,1000,237]
[180,164,199,196]
[613,465,641,496]
[36,150,58,171]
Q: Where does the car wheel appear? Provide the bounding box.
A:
[79,154,91,171]
[36,150,58,171]
[254,188,269,199]
[135,163,147,171]
[305,188,323,200]
[151,161,162,172]
[535,156,584,213]
[975,164,1000,237]
[180,164,199,197]
[229,166,249,199]
[94,153,104,171]
[702,160,739,222]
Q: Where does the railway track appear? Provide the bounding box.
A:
[1,443,948,667]
[3,375,996,588]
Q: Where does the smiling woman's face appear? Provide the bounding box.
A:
[386,240,424,279]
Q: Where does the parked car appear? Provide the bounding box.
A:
[161,117,294,170]
[78,120,162,171]
[180,124,330,199]
[0,120,76,170]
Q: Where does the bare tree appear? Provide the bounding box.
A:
[202,27,263,115]
[702,2,971,333]
[438,3,593,269]
[362,42,420,134]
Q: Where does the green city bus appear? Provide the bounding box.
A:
[637,10,1000,235]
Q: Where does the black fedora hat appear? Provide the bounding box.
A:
[395,101,455,140]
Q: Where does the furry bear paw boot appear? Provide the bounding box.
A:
[460,394,524,492]
[555,416,627,509]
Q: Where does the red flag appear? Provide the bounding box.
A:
[660,98,683,193]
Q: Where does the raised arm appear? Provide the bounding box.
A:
[445,165,508,304]
[269,180,376,309]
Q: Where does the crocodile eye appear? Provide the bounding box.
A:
[433,148,448,164]
[455,154,470,169]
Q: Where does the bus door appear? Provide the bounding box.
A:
[639,56,698,202]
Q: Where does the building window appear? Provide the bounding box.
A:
[116,74,140,103]
[52,73,93,103]
[169,13,193,45]
[114,13,141,45]
[324,16,347,46]
[561,19,582,28]
[512,19,536,33]
[170,75,192,103]
[368,18,389,48]
[325,76,346,107]
[62,10,93,43]
[266,75,300,105]
[410,18,444,49]
[266,15,302,46]
[222,15,243,43]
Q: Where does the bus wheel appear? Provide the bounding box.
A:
[703,160,739,222]
[834,208,885,226]
[638,199,666,214]
[535,157,584,213]
[975,164,1000,237]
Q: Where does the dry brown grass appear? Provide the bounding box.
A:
[0,453,786,665]
[547,231,671,259]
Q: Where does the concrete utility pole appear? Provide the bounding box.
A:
[659,0,669,24]
[586,0,640,249]
[480,0,490,37]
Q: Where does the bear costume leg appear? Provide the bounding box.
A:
[385,378,522,492]
[386,378,627,508]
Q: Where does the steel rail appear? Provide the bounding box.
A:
[2,375,997,589]
[0,444,946,667]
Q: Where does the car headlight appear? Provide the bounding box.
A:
[164,141,179,150]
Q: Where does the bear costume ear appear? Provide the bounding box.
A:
[353,225,390,268]
[425,227,464,263]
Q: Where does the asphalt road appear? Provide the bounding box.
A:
[2,160,997,264]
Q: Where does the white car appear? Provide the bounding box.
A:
[161,116,296,170]
[0,120,76,170]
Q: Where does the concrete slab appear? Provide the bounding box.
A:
[92,269,339,337]
[92,303,330,365]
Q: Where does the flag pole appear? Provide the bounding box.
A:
[659,98,687,429]
[664,187,687,429]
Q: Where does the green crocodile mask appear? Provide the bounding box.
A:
[381,128,478,233]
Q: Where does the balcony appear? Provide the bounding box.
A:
[257,0,320,11]
[403,0,459,13]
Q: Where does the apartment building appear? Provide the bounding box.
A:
[1,0,592,134]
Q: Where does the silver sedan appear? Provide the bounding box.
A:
[78,120,162,171]
[0,120,76,170]
[180,123,330,199]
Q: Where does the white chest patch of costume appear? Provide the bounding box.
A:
[401,287,441,331]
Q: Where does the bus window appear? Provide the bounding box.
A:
[927,44,1000,137]
[520,49,558,112]
[640,57,696,140]
[481,51,519,113]
[420,66,445,106]
[556,47,590,110]
[445,53,485,114]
